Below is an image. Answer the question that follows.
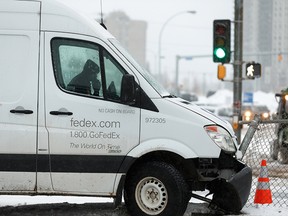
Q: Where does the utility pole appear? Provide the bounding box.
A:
[233,0,243,143]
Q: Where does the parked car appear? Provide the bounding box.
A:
[242,105,270,121]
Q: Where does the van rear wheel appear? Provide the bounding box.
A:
[124,161,189,216]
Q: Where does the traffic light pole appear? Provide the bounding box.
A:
[233,0,243,143]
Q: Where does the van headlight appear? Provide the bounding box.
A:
[205,125,236,153]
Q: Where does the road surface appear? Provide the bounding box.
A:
[0,202,221,216]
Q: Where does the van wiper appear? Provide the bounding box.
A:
[163,94,176,98]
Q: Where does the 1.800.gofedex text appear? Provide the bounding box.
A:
[70,131,120,139]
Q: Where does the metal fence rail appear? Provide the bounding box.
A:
[242,118,288,207]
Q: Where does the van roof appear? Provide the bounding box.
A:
[16,0,114,39]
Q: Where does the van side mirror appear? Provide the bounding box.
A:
[121,74,136,105]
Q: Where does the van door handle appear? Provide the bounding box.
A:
[50,111,73,116]
[10,109,33,114]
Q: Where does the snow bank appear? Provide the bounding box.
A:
[199,89,278,113]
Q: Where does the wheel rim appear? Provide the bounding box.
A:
[135,177,168,215]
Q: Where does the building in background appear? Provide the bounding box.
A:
[243,0,288,93]
[104,11,147,68]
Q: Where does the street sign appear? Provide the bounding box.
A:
[243,92,253,104]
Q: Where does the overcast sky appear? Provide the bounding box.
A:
[58,0,234,93]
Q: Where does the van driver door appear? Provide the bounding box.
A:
[44,33,140,194]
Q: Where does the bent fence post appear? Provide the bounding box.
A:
[240,114,261,160]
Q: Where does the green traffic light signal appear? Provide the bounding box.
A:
[214,47,226,59]
[213,20,231,63]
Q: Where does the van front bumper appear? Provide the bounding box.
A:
[209,161,252,212]
[195,152,252,213]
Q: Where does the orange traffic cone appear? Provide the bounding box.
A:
[254,159,272,204]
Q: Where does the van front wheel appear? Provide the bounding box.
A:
[124,161,189,216]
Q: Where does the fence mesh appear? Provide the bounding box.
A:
[242,119,288,207]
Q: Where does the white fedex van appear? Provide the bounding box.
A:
[0,1,251,215]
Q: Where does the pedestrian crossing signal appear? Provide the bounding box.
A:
[246,62,261,79]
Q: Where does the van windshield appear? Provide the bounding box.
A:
[109,38,170,97]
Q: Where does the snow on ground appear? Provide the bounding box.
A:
[204,89,234,106]
[1,195,288,215]
[241,205,288,216]
[0,195,112,207]
[253,91,278,113]
[200,89,278,113]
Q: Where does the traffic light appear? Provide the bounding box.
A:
[213,20,231,63]
[246,62,261,79]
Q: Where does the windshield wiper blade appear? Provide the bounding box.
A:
[163,94,176,98]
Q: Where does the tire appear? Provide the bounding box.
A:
[124,161,190,216]
[277,128,288,164]
[270,140,279,160]
[279,147,288,164]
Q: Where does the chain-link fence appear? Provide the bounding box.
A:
[241,117,288,207]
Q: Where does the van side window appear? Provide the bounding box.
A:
[51,38,127,102]
[51,38,103,97]
[103,50,126,100]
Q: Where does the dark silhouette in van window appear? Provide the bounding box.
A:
[67,59,101,96]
